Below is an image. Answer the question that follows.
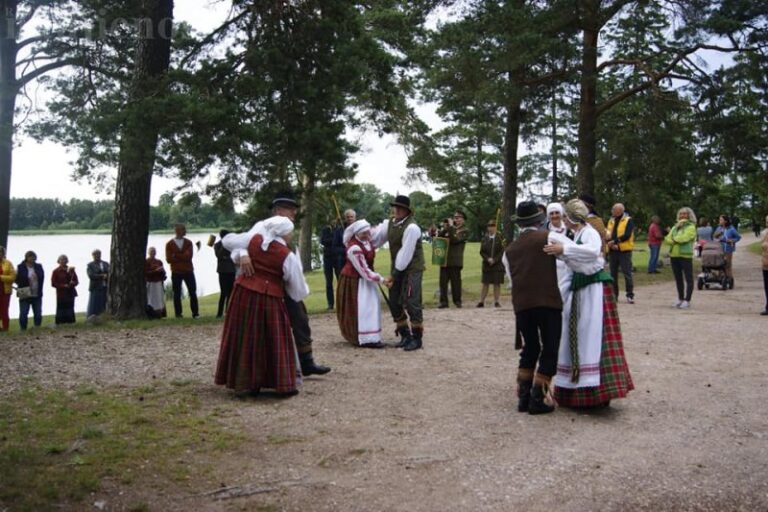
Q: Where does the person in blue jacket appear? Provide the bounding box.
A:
[15,250,45,330]
[713,214,742,287]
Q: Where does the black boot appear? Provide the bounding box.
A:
[395,326,412,348]
[299,353,331,376]
[528,385,555,415]
[517,380,532,413]
[403,328,423,352]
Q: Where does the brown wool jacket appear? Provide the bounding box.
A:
[505,230,562,313]
[165,238,194,274]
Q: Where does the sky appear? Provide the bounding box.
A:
[10,1,439,205]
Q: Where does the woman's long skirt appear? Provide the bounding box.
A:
[214,285,299,393]
[146,281,166,318]
[337,274,382,346]
[554,283,634,407]
[55,296,76,325]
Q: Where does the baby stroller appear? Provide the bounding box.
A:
[697,241,731,290]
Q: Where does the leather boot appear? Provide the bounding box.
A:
[403,327,423,351]
[299,352,331,376]
[395,326,412,348]
[517,380,533,412]
[528,385,555,415]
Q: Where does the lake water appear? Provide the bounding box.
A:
[5,233,221,319]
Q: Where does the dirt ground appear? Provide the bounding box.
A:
[2,235,767,512]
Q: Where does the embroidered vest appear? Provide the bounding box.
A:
[236,234,291,298]
[341,239,375,278]
[387,216,425,273]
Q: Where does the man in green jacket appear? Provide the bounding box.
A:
[438,210,469,308]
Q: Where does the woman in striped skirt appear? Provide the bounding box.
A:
[544,199,633,408]
[214,216,309,396]
[337,220,391,348]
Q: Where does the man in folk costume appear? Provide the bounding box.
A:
[215,216,308,396]
[437,210,469,308]
[224,192,331,376]
[544,199,634,408]
[477,220,504,308]
[370,195,425,351]
[336,220,392,348]
[505,201,563,415]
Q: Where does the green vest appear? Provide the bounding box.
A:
[388,216,425,273]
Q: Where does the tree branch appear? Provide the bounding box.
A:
[178,8,248,68]
[18,57,83,87]
[17,3,41,29]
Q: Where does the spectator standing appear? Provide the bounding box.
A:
[760,215,768,316]
[696,217,713,257]
[0,246,16,331]
[477,220,505,308]
[165,223,199,318]
[665,208,697,309]
[86,249,109,318]
[606,203,636,304]
[51,254,79,325]
[714,215,741,287]
[15,250,44,330]
[647,216,664,274]
[437,210,469,308]
[144,247,167,318]
[213,230,236,318]
[319,218,344,310]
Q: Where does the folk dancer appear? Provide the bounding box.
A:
[544,199,634,408]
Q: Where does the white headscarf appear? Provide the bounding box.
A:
[546,202,564,216]
[257,215,294,250]
[547,202,566,234]
[343,219,371,245]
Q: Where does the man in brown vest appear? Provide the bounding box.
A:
[505,201,563,415]
[165,223,199,319]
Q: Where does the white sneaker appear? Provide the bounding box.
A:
[674,300,683,308]
[679,301,690,309]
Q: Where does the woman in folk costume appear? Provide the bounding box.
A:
[144,247,167,318]
[543,199,633,408]
[336,220,390,348]
[477,220,505,308]
[215,216,308,396]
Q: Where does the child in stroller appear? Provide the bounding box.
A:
[698,241,731,290]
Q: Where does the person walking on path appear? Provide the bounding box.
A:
[760,215,768,316]
[15,251,44,330]
[544,199,634,409]
[665,208,697,309]
[505,201,563,415]
[215,216,308,397]
[336,220,391,348]
[0,246,16,331]
[86,249,109,319]
[714,215,741,288]
[51,254,79,325]
[320,218,344,310]
[224,191,331,376]
[213,230,236,318]
[477,220,505,308]
[696,217,714,257]
[438,210,468,308]
[165,224,199,319]
[370,194,426,351]
[647,216,664,274]
[144,247,167,318]
[606,203,636,304]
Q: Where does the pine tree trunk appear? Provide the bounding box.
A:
[299,172,316,271]
[0,0,18,250]
[108,0,173,319]
[551,91,558,201]
[501,92,522,243]
[577,4,599,196]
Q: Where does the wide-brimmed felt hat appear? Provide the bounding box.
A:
[390,194,412,212]
[512,201,545,227]
[487,219,497,227]
[578,193,596,208]
[272,190,299,209]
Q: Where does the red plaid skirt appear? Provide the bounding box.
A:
[336,274,359,345]
[555,283,634,407]
[214,285,298,393]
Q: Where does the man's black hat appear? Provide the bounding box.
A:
[578,193,596,208]
[390,195,412,212]
[512,201,545,227]
[272,190,299,209]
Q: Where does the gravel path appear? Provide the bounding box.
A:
[1,236,766,511]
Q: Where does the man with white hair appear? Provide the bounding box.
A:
[605,203,635,304]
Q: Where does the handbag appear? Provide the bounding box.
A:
[16,286,33,300]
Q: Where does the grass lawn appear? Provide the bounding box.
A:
[748,240,763,256]
[1,242,676,336]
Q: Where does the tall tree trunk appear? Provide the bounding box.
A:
[551,89,558,201]
[501,93,523,243]
[0,0,17,250]
[577,4,599,196]
[299,171,316,271]
[109,0,173,319]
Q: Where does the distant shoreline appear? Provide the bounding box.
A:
[9,229,220,236]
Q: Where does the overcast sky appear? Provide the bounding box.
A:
[10,1,439,205]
